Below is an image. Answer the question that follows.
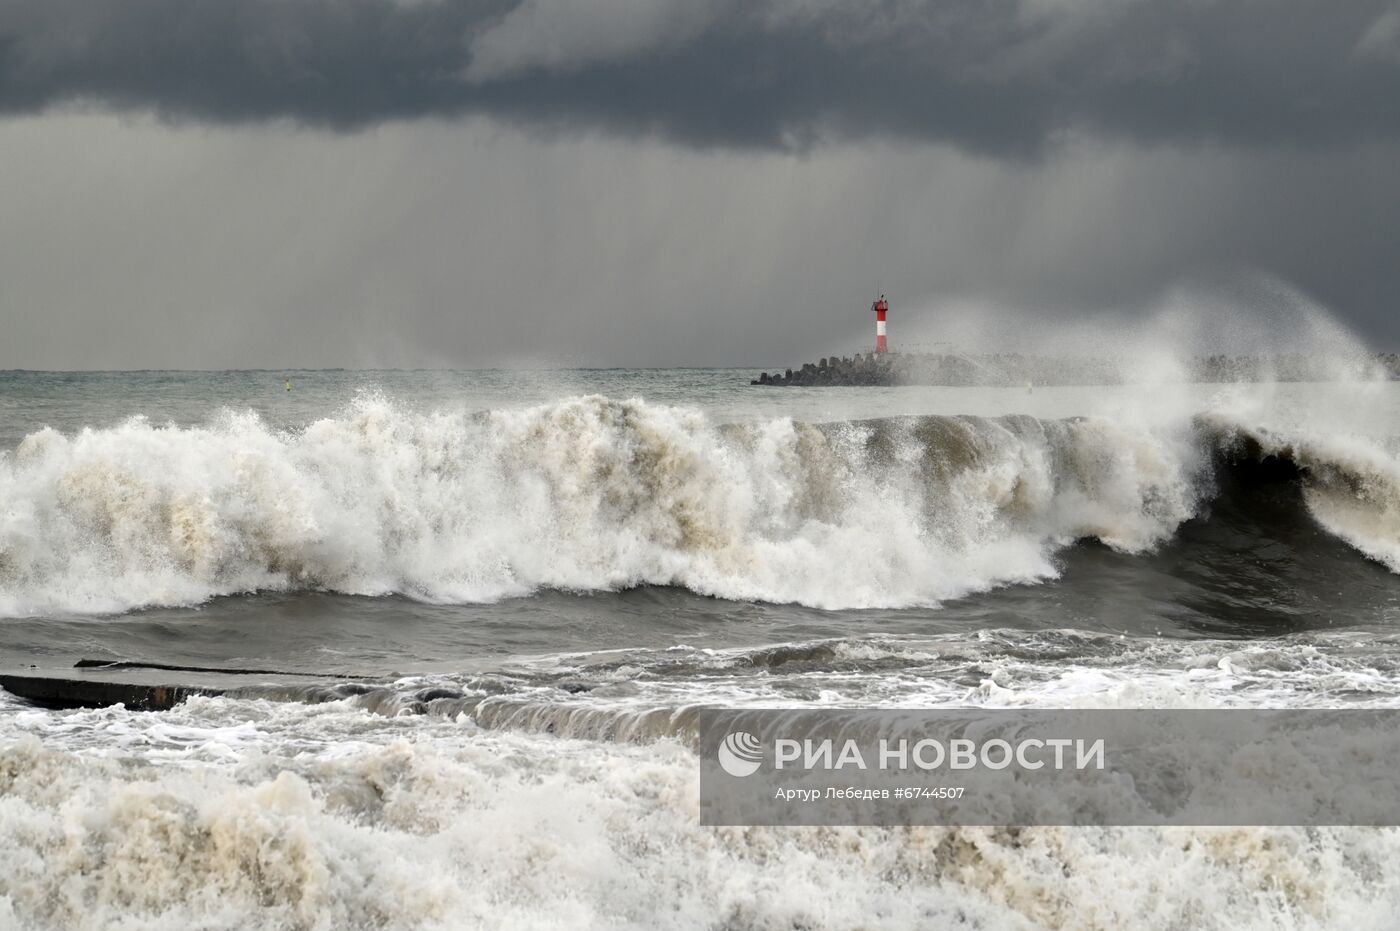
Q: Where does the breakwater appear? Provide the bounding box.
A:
[752,353,899,386]
[752,352,1400,386]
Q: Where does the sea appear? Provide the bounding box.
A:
[2,367,1400,929]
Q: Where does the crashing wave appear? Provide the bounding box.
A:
[0,394,1394,617]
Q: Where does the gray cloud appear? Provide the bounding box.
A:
[3,0,1399,154]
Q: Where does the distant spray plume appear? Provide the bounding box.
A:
[889,273,1390,387]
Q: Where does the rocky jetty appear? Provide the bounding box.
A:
[753,352,1400,387]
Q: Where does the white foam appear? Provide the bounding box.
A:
[0,395,1210,615]
[1,693,1398,931]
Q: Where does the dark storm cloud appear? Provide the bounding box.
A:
[2,0,1399,154]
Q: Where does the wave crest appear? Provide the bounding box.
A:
[0,393,1296,616]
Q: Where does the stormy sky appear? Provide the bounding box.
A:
[2,0,1399,368]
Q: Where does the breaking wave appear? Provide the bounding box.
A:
[1205,413,1400,574]
[1,394,1396,617]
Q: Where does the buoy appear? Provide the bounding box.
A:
[285,378,292,392]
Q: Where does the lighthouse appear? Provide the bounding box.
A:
[871,294,890,354]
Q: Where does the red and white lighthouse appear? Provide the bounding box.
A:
[871,294,890,354]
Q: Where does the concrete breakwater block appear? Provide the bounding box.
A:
[0,660,364,712]
[0,671,221,711]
